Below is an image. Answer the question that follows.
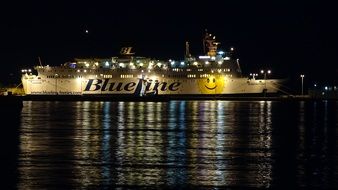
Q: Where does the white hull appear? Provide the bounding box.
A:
[22,75,281,96]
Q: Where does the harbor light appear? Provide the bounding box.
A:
[300,74,305,95]
[261,69,271,74]
[250,73,258,79]
[260,69,271,96]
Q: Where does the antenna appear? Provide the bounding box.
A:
[203,29,208,54]
[185,41,191,58]
[38,56,43,66]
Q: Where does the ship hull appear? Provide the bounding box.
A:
[22,76,282,97]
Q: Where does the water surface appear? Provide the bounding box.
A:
[3,100,337,188]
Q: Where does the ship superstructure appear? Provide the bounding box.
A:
[21,32,282,96]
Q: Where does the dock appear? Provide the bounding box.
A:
[3,94,336,102]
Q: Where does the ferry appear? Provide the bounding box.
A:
[21,32,283,97]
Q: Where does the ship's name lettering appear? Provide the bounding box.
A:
[84,79,181,92]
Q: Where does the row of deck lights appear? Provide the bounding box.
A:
[21,69,32,73]
[83,59,229,70]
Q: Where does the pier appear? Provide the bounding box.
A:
[1,94,334,102]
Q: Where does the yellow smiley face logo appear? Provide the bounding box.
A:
[198,75,225,94]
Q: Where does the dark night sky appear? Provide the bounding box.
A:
[1,1,337,87]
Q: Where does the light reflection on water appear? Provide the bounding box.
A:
[17,100,338,188]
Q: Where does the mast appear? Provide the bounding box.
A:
[38,56,43,66]
[236,58,242,76]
